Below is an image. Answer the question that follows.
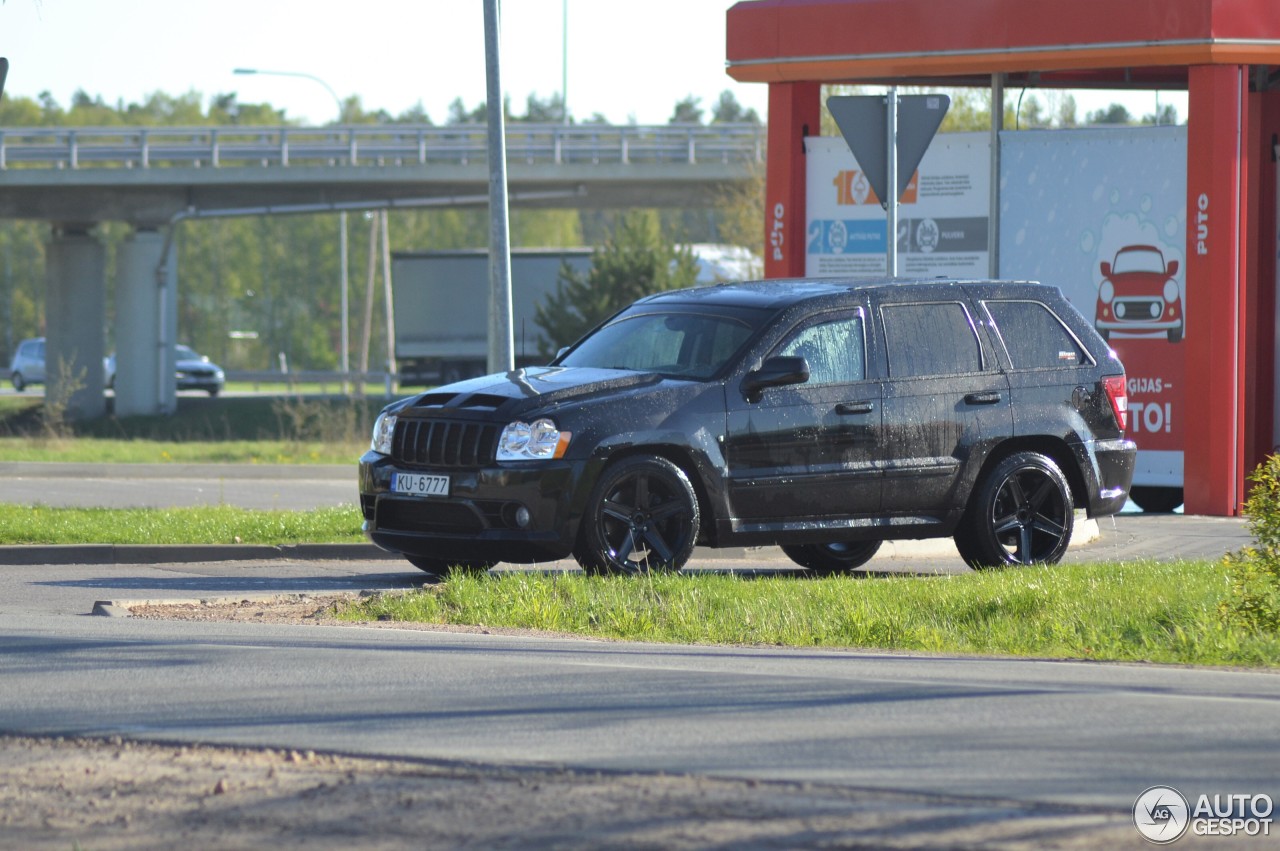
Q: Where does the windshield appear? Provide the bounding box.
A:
[1112,248,1165,275]
[558,309,761,380]
[175,345,200,361]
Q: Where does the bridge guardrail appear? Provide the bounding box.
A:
[0,124,765,170]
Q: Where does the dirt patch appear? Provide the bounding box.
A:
[2,734,1142,850]
[2,596,1146,849]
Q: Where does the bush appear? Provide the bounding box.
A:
[1220,456,1280,632]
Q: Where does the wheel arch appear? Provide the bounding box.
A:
[970,436,1088,510]
[587,442,720,546]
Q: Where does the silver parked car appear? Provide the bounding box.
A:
[8,337,45,391]
[105,344,226,396]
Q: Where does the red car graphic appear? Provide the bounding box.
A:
[1095,244,1183,343]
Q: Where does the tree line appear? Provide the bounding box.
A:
[0,82,1174,372]
[0,88,761,372]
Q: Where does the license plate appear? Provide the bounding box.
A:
[391,472,450,497]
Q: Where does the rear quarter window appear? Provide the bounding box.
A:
[983,300,1089,369]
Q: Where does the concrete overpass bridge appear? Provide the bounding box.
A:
[0,122,763,417]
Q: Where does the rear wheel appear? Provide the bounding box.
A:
[574,455,699,576]
[405,556,492,576]
[781,540,882,575]
[955,451,1074,568]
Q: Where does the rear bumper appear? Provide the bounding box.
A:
[1078,437,1137,517]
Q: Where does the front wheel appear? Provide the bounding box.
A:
[781,540,883,575]
[574,455,699,576]
[954,451,1074,568]
[11,372,24,392]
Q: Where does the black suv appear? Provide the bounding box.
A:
[359,279,1136,575]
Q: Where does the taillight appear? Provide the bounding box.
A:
[1102,375,1128,431]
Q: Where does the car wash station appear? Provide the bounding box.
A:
[726,0,1280,517]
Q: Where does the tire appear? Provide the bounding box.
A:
[574,455,699,576]
[11,372,24,392]
[207,387,220,397]
[954,451,1074,568]
[1129,486,1183,513]
[781,540,883,575]
[1167,326,1183,343]
[405,556,492,576]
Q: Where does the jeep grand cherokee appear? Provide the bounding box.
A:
[359,279,1136,575]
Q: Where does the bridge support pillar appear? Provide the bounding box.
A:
[46,229,106,420]
[115,229,177,416]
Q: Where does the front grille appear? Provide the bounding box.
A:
[1115,298,1162,321]
[391,418,498,468]
[377,498,485,535]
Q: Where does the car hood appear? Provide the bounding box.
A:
[402,367,671,414]
[176,358,219,371]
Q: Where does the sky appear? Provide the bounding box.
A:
[3,0,1185,126]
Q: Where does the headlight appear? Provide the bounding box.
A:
[1164,279,1179,304]
[1099,280,1114,303]
[497,418,570,461]
[370,411,397,454]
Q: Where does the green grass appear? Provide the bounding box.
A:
[0,503,363,545]
[0,437,362,465]
[336,561,1280,667]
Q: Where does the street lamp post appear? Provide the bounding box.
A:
[233,68,350,391]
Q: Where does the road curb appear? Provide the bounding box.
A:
[0,519,1100,567]
[0,543,400,566]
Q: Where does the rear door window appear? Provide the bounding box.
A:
[880,302,983,378]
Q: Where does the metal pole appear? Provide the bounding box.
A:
[562,0,569,123]
[380,209,397,397]
[885,87,899,277]
[989,74,1004,278]
[484,0,515,374]
[339,210,349,392]
[233,67,352,387]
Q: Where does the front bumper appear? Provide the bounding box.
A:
[358,451,591,564]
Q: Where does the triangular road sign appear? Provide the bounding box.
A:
[827,94,950,206]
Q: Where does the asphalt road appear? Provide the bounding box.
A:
[0,461,1272,840]
[0,462,357,512]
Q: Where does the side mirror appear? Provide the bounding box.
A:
[1100,261,1112,278]
[742,355,809,402]
[1166,260,1179,277]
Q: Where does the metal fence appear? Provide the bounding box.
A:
[0,123,766,170]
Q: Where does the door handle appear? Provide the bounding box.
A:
[835,400,875,415]
[964,391,1002,405]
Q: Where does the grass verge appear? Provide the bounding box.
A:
[0,504,363,545]
[336,561,1280,667]
[0,394,385,464]
[0,438,362,465]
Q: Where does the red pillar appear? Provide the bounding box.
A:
[1184,66,1252,515]
[764,82,821,279]
[1250,90,1280,468]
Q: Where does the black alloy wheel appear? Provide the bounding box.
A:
[781,540,883,575]
[955,451,1074,567]
[575,455,699,575]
